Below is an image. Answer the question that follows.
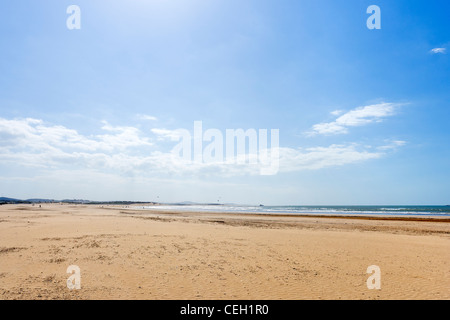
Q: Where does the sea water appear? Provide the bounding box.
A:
[136,205,450,217]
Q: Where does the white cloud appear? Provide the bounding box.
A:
[377,140,406,150]
[330,110,344,116]
[151,128,185,141]
[278,144,382,172]
[308,103,400,136]
[139,114,158,121]
[99,121,153,150]
[0,117,405,178]
[0,117,152,154]
[430,48,446,54]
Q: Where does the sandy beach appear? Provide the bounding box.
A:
[0,203,448,300]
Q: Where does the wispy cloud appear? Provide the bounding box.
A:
[430,48,446,54]
[307,103,401,136]
[151,128,185,141]
[330,110,344,116]
[279,144,382,171]
[138,114,158,121]
[377,140,406,150]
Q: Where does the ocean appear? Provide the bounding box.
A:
[137,205,450,217]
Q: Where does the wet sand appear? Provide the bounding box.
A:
[0,204,449,300]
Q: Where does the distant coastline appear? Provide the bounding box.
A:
[0,197,158,206]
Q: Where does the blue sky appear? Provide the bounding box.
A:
[0,0,449,204]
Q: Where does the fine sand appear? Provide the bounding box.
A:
[0,204,449,300]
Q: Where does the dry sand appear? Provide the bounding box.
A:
[0,204,449,300]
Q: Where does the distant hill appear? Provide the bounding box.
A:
[26,198,55,203]
[0,197,21,203]
[60,199,91,204]
[0,197,93,204]
[0,197,55,204]
[0,197,159,205]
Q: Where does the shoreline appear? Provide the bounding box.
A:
[122,203,450,220]
[121,206,450,222]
